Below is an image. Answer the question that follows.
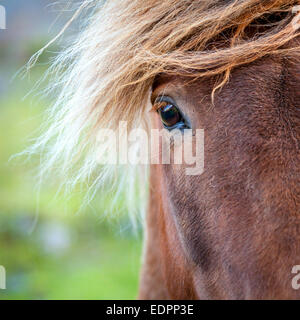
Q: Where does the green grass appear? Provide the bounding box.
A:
[0,68,143,300]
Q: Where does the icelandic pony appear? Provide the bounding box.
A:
[30,0,300,299]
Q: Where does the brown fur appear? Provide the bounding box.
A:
[139,39,300,299]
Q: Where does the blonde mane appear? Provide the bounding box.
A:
[28,0,300,219]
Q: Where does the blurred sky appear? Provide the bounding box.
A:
[0,0,79,95]
[0,0,60,42]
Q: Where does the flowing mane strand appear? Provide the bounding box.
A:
[28,0,300,218]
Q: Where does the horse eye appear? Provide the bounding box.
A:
[153,97,191,130]
[158,103,182,128]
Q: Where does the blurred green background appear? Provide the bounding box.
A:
[0,0,142,299]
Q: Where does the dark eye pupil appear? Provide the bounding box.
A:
[158,104,181,127]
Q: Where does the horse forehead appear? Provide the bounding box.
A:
[152,56,285,105]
